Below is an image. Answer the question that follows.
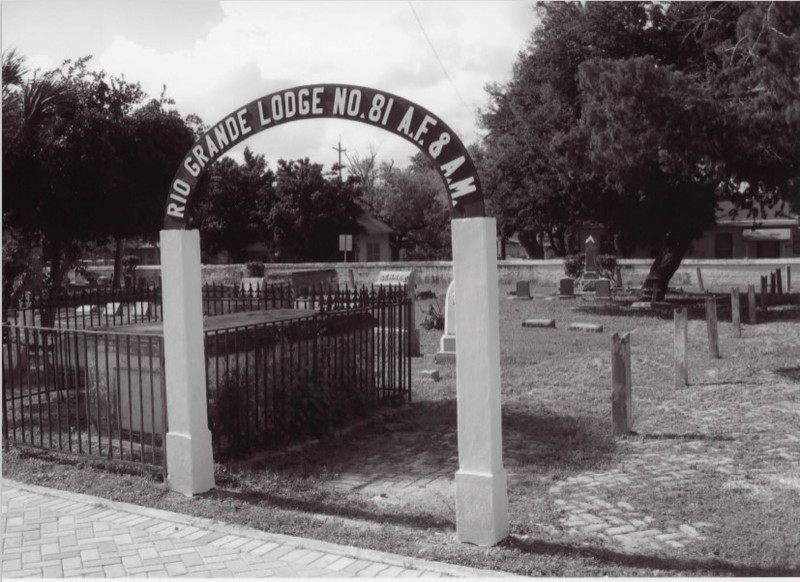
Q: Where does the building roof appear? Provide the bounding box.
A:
[357,213,395,235]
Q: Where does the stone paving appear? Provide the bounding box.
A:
[1,480,516,579]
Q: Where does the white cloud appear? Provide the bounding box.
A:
[93,1,538,170]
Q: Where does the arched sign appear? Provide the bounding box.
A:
[163,84,485,229]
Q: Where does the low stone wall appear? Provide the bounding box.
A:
[90,258,800,294]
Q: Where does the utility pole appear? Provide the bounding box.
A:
[332,136,346,181]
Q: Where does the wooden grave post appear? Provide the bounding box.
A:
[747,284,757,324]
[674,308,688,387]
[611,332,632,435]
[731,288,741,338]
[705,295,720,358]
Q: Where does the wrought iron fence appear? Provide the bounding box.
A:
[205,286,412,459]
[4,282,293,329]
[2,323,166,474]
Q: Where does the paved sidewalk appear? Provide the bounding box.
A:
[1,480,519,579]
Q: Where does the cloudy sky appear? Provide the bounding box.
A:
[2,0,539,173]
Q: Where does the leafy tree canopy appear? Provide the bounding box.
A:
[481,1,800,297]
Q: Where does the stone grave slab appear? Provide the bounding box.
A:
[522,319,556,328]
[559,277,575,297]
[568,322,604,333]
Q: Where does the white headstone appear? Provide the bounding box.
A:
[435,280,457,362]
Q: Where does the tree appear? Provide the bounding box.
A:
[365,153,451,260]
[481,2,800,298]
[192,147,275,262]
[2,52,198,316]
[267,158,363,262]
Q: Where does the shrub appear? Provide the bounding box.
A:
[122,255,139,274]
[564,255,585,278]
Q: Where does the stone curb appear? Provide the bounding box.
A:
[3,479,523,578]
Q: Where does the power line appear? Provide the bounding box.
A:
[407,1,473,117]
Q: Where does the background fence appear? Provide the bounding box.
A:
[2,324,166,474]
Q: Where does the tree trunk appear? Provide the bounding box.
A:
[112,237,125,289]
[643,240,692,301]
[518,229,543,259]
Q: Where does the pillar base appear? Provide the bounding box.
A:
[454,469,509,546]
[166,430,215,496]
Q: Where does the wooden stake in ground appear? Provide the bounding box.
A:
[770,272,776,296]
[705,296,720,358]
[761,275,769,312]
[776,269,783,295]
[788,266,792,293]
[611,332,632,435]
[747,284,757,324]
[674,308,688,387]
[731,287,741,338]
[696,267,705,292]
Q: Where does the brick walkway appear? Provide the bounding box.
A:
[1,480,517,578]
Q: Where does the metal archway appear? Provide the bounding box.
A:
[163,83,485,229]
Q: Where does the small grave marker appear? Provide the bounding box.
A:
[674,308,688,387]
[730,288,741,338]
[770,272,777,296]
[514,280,532,300]
[522,319,556,328]
[611,332,632,435]
[374,270,420,357]
[559,277,575,297]
[419,369,440,381]
[760,275,768,311]
[705,296,720,358]
[595,278,611,299]
[568,322,603,333]
[776,269,783,295]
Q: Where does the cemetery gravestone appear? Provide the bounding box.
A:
[581,236,599,292]
[611,332,632,435]
[559,277,575,298]
[595,278,612,300]
[514,280,532,300]
[435,281,457,363]
[374,270,420,357]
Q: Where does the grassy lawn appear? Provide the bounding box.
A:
[4,282,799,577]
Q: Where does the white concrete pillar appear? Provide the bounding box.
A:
[159,230,215,496]
[452,217,509,546]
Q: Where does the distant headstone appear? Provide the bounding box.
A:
[419,369,440,381]
[374,270,417,299]
[584,236,598,274]
[559,277,575,297]
[514,281,532,300]
[374,270,420,357]
[267,269,337,296]
[595,278,612,299]
[435,281,457,363]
